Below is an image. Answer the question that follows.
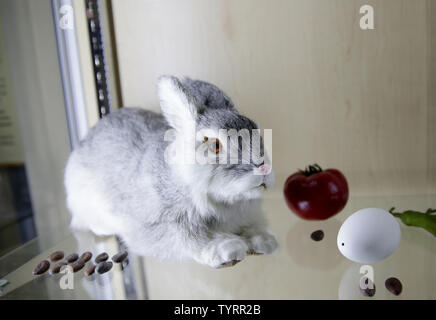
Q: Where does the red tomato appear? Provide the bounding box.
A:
[283,164,349,220]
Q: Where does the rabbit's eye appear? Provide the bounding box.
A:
[207,138,221,154]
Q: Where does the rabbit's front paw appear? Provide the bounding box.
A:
[200,237,249,269]
[247,233,278,255]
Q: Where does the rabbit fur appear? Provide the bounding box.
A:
[64,75,277,268]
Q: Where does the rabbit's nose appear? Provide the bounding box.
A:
[259,164,271,175]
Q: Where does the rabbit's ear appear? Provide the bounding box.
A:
[157,75,201,132]
[182,78,235,110]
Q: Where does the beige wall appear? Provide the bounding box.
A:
[429,0,436,197]
[111,0,434,196]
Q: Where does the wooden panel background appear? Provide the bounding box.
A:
[111,0,434,196]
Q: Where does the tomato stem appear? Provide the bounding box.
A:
[300,163,323,177]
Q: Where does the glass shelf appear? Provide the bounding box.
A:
[1,191,435,300]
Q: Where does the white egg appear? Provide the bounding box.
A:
[337,208,401,264]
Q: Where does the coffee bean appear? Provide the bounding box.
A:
[385,277,402,296]
[79,251,93,263]
[33,260,50,275]
[95,252,109,264]
[48,251,64,262]
[112,251,128,263]
[49,261,67,275]
[84,264,96,276]
[70,260,85,273]
[66,253,79,263]
[360,276,376,297]
[361,285,376,297]
[311,230,324,241]
[97,261,113,274]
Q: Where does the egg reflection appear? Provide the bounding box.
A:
[338,263,372,300]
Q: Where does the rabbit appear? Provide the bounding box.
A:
[64,75,278,268]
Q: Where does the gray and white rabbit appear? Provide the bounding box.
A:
[64,75,278,268]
